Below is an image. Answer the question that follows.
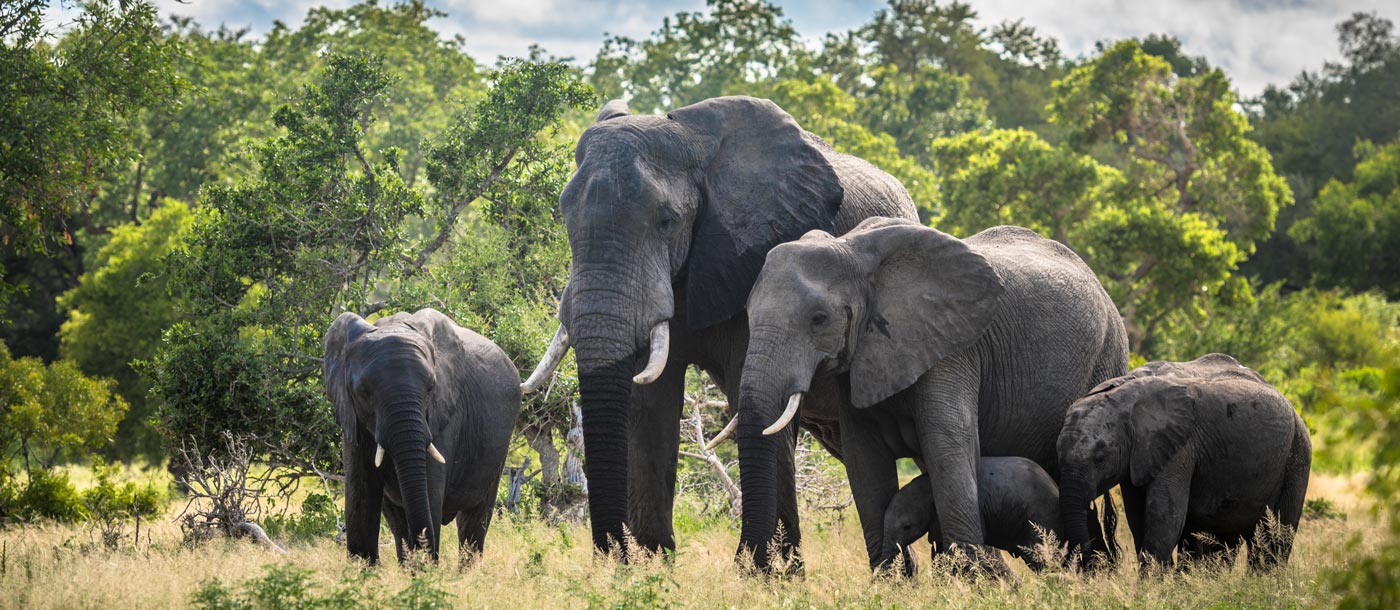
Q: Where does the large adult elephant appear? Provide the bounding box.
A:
[523,96,918,557]
[737,219,1129,572]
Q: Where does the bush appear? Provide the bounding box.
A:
[192,563,453,610]
[263,492,340,542]
[10,470,86,523]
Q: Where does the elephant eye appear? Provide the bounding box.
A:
[811,312,829,328]
[657,210,679,233]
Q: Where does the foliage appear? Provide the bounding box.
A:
[928,128,1114,243]
[58,200,194,460]
[152,49,591,474]
[192,563,453,610]
[0,0,186,302]
[263,492,340,543]
[1290,137,1400,298]
[0,343,128,472]
[1049,39,1292,351]
[1328,367,1400,609]
[590,0,804,112]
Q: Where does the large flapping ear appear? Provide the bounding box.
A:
[668,96,844,329]
[843,218,1006,409]
[324,312,377,428]
[1127,380,1198,486]
[596,99,630,123]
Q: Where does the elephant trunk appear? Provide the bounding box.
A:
[735,351,788,570]
[1059,470,1097,569]
[562,254,673,555]
[383,404,437,559]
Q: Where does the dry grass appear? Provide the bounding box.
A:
[0,472,1376,609]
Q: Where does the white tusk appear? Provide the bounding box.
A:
[374,445,385,467]
[632,321,670,384]
[428,443,446,464]
[705,416,739,450]
[522,325,570,394]
[763,393,802,436]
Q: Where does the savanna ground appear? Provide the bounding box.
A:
[0,467,1369,609]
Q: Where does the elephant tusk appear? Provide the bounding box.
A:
[521,325,570,394]
[763,393,802,436]
[705,415,739,450]
[428,443,446,464]
[632,321,670,384]
[374,445,385,468]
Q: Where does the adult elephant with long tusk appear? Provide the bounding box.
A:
[325,308,521,565]
[523,96,917,564]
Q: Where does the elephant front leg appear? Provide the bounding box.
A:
[838,402,904,573]
[1139,459,1193,573]
[343,430,384,564]
[911,365,1007,577]
[627,361,686,555]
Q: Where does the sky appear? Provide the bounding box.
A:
[111,1,1400,96]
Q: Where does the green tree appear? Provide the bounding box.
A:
[1,343,128,473]
[153,53,591,471]
[0,0,186,365]
[1246,12,1400,288]
[590,0,804,112]
[1050,40,1291,351]
[57,200,194,460]
[928,128,1115,243]
[1290,138,1400,298]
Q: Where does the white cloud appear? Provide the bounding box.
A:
[964,0,1400,94]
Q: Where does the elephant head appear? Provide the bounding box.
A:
[736,217,1004,565]
[324,312,449,559]
[1057,375,1196,566]
[523,96,847,551]
[881,474,934,570]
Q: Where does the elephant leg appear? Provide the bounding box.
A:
[1119,483,1148,557]
[456,501,494,568]
[910,360,1006,577]
[1139,459,1193,572]
[772,422,803,573]
[382,502,411,564]
[627,361,686,555]
[838,401,904,572]
[343,431,384,564]
[1254,426,1311,572]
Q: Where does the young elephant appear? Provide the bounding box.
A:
[324,308,521,565]
[882,457,1063,572]
[1057,354,1311,571]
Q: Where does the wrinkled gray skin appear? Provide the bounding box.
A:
[882,458,1062,572]
[740,217,1128,573]
[551,96,916,565]
[324,309,521,565]
[1057,354,1312,572]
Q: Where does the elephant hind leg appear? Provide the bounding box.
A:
[1252,420,1312,572]
[456,502,495,568]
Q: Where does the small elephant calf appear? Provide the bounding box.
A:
[1057,354,1312,571]
[882,457,1064,572]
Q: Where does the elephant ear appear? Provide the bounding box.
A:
[324,312,377,429]
[844,218,1006,409]
[1127,381,1198,486]
[668,96,844,329]
[595,99,630,122]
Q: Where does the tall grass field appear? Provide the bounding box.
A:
[0,469,1371,609]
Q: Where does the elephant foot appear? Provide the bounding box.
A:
[735,542,805,579]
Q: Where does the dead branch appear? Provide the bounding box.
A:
[174,432,289,553]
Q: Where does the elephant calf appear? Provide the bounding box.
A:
[1057,354,1312,572]
[324,308,521,565]
[882,457,1063,572]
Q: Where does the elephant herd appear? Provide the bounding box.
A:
[320,96,1312,577]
